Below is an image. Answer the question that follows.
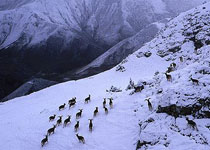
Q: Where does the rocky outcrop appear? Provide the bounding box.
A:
[157,97,210,119]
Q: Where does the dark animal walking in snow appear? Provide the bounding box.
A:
[69,101,76,108]
[59,103,66,111]
[63,115,71,127]
[94,107,99,117]
[103,98,106,107]
[190,77,199,85]
[69,97,76,108]
[89,119,93,132]
[47,125,56,135]
[74,121,80,131]
[180,56,183,62]
[170,62,176,69]
[104,106,108,114]
[85,94,91,103]
[186,117,198,130]
[145,98,153,111]
[134,85,144,93]
[76,134,85,144]
[68,97,76,104]
[56,116,62,126]
[76,109,83,119]
[49,114,56,122]
[166,66,173,73]
[165,73,172,82]
[41,135,48,147]
[109,98,113,108]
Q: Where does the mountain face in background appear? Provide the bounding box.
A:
[0,0,34,11]
[75,22,165,77]
[0,0,208,101]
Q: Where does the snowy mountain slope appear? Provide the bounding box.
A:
[75,0,210,78]
[0,0,208,101]
[1,0,207,50]
[76,21,165,76]
[0,0,34,11]
[133,47,210,149]
[0,1,210,150]
[119,3,210,149]
[0,50,169,150]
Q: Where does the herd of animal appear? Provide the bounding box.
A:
[145,56,200,132]
[41,56,200,147]
[164,56,200,85]
[41,96,114,147]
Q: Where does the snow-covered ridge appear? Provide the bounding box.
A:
[75,0,210,77]
[149,3,210,58]
[0,0,208,49]
[76,22,165,75]
[0,0,34,11]
[0,1,210,150]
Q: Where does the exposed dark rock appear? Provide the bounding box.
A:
[106,86,122,93]
[205,40,210,45]
[116,65,126,72]
[157,50,170,57]
[206,125,210,130]
[168,46,181,53]
[157,88,163,94]
[136,51,152,58]
[157,98,210,118]
[136,140,152,150]
[145,117,155,123]
[189,36,204,50]
[144,51,152,57]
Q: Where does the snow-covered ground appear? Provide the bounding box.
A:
[0,1,210,150]
[0,51,169,150]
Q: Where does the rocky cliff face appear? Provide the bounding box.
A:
[114,3,210,148]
